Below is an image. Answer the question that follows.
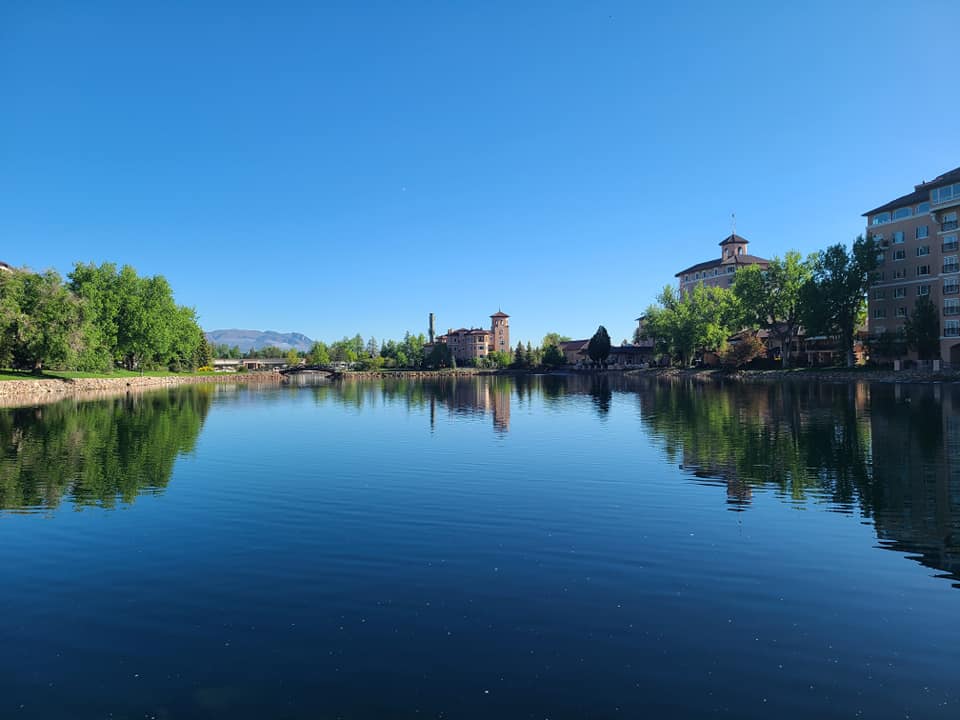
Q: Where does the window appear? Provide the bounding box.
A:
[893,249,905,261]
[872,212,891,225]
[892,231,904,244]
[932,182,960,206]
[943,235,958,252]
[917,202,931,214]
[874,326,886,335]
[894,268,907,279]
[917,284,930,296]
[944,212,959,232]
[727,266,735,274]
[916,225,929,239]
[944,255,959,273]
[872,289,886,300]
[917,245,930,256]
[893,207,912,220]
[917,265,930,276]
[896,307,907,318]
[945,299,960,316]
[945,281,960,295]
[873,308,886,319]
[874,271,885,282]
[946,319,960,337]
[893,287,906,298]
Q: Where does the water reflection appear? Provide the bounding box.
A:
[636,378,960,586]
[0,387,211,511]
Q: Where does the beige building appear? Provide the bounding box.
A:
[427,311,510,363]
[865,167,960,364]
[675,234,769,293]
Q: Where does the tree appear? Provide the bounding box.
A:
[0,270,84,372]
[641,285,742,366]
[307,341,331,365]
[904,296,940,360]
[542,343,565,366]
[487,349,511,368]
[587,325,611,367]
[734,251,813,367]
[285,348,300,366]
[800,235,878,368]
[514,341,525,367]
[542,332,571,348]
[869,329,905,363]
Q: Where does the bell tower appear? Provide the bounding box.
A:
[490,310,510,354]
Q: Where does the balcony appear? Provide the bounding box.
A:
[944,241,959,253]
[944,263,960,274]
[942,220,959,232]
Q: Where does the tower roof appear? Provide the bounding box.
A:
[718,233,749,246]
[490,311,509,318]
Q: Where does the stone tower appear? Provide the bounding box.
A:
[490,311,510,354]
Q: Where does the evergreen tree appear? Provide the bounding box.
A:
[904,296,940,360]
[587,325,612,367]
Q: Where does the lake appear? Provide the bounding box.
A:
[0,375,957,719]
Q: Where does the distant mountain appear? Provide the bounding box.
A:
[205,329,314,353]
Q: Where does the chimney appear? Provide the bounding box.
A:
[428,313,435,344]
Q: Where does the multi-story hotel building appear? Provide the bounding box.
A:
[675,234,769,294]
[864,167,960,363]
[425,310,510,363]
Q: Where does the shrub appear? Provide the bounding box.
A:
[720,335,766,368]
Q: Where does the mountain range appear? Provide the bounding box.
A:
[205,329,314,353]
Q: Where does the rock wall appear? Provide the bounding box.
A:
[0,372,283,408]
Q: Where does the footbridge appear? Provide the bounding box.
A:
[278,364,343,379]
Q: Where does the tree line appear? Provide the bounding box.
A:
[638,235,933,368]
[0,262,210,373]
[227,331,582,370]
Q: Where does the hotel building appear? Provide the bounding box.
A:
[675,234,769,293]
[425,311,510,363]
[864,167,960,363]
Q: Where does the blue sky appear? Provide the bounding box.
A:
[3,1,959,345]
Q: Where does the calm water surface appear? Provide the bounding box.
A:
[0,376,958,719]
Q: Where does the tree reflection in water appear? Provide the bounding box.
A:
[0,387,212,511]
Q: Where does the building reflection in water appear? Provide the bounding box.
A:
[426,377,511,434]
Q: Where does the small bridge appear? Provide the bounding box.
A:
[278,364,343,378]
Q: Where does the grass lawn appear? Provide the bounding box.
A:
[0,368,214,382]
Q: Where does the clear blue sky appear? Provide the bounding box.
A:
[3,1,959,346]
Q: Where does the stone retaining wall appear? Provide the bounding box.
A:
[0,372,283,408]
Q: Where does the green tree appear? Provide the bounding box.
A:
[641,285,741,366]
[0,270,84,372]
[733,251,813,367]
[904,296,940,360]
[514,341,525,367]
[542,332,571,348]
[487,349,512,368]
[307,341,331,365]
[542,343,565,366]
[800,235,879,367]
[587,325,611,366]
[869,329,905,363]
[285,348,300,366]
